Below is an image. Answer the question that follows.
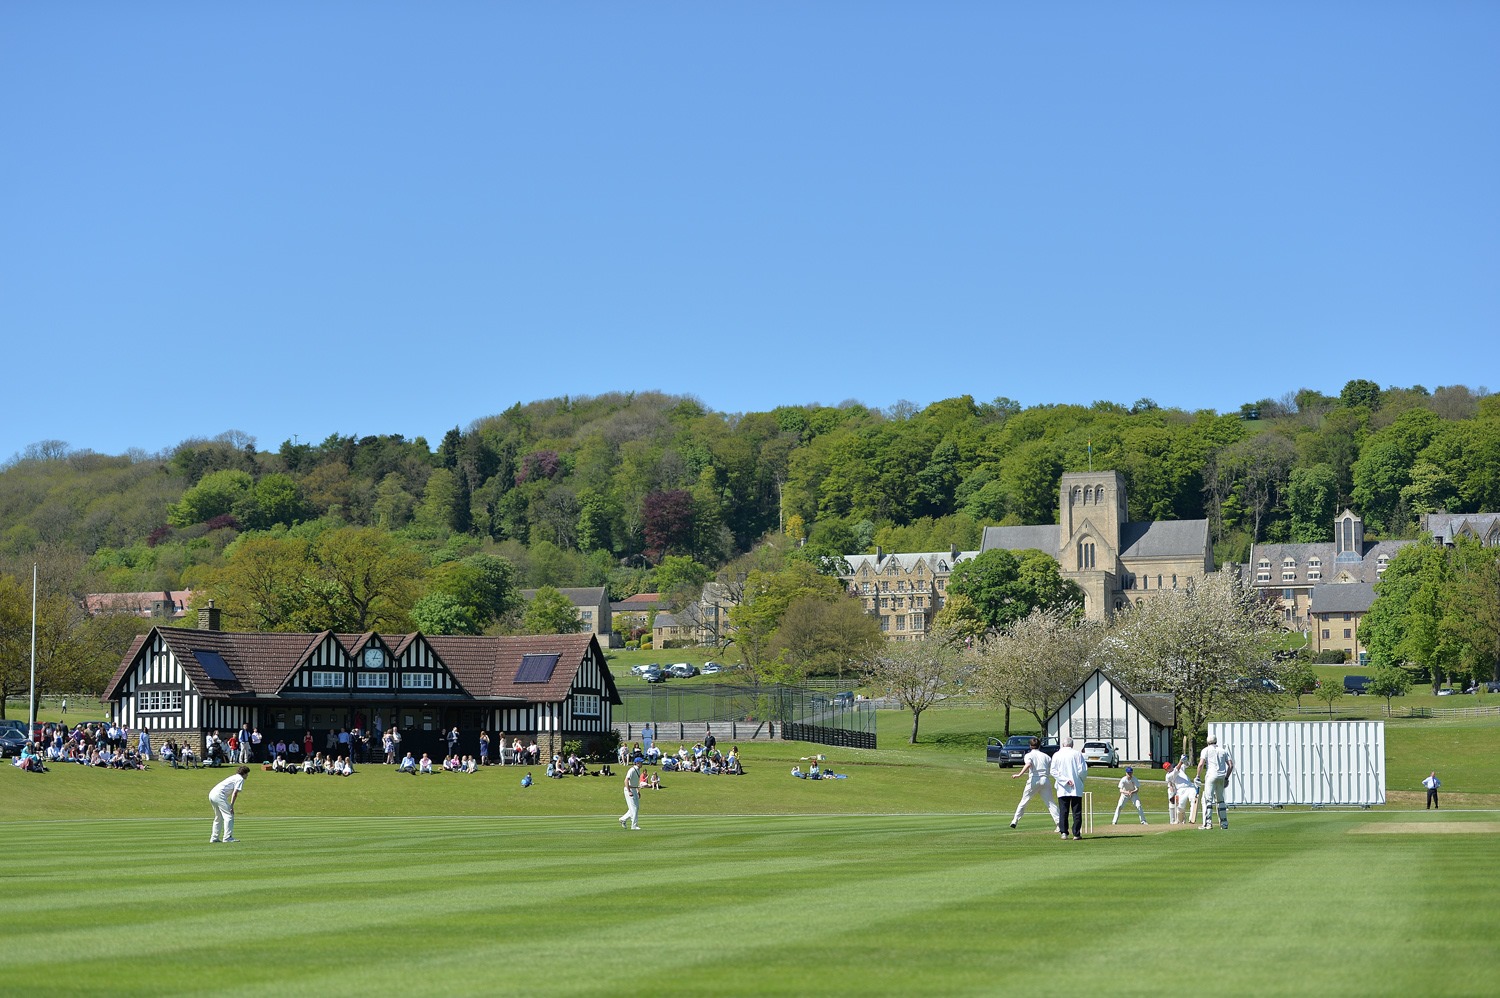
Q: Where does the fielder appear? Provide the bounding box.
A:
[208,765,249,844]
[1111,766,1147,825]
[619,758,642,830]
[1195,735,1234,830]
[1008,737,1060,830]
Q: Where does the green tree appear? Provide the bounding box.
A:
[728,559,847,679]
[1284,464,1337,542]
[410,592,481,635]
[167,469,253,527]
[939,548,1082,634]
[766,593,883,683]
[202,534,313,631]
[305,527,425,633]
[522,586,583,634]
[1361,542,1449,691]
[1313,680,1345,717]
[1278,658,1319,709]
[1368,664,1412,716]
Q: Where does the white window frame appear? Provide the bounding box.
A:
[357,673,389,688]
[311,671,344,689]
[401,673,435,689]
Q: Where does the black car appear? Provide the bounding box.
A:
[0,720,30,758]
[987,734,1056,767]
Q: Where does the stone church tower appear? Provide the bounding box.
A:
[1057,471,1127,619]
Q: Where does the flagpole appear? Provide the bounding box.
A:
[28,563,38,738]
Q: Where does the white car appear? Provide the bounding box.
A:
[1082,741,1119,767]
[669,662,698,679]
[701,662,722,675]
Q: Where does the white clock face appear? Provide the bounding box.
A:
[363,647,384,668]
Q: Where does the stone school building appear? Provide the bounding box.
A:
[104,610,621,760]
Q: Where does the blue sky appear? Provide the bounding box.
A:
[4,3,1496,461]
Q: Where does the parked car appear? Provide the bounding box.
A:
[1082,741,1119,767]
[987,734,1036,767]
[832,691,855,707]
[1344,675,1372,695]
[669,662,698,679]
[643,670,667,683]
[0,720,29,758]
[701,662,723,675]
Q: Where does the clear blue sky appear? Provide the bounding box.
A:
[4,3,1496,461]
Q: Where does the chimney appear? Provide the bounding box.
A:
[951,544,959,560]
[198,599,221,631]
[875,545,883,561]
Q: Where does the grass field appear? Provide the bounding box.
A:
[4,717,1498,996]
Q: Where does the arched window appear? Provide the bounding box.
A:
[1084,486,1094,504]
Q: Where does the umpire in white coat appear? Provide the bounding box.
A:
[1051,738,1089,840]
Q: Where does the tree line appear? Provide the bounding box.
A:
[1,380,1496,702]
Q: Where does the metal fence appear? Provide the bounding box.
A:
[615,683,876,749]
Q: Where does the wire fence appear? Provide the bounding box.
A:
[616,682,876,749]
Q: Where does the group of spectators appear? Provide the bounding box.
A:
[544,751,614,779]
[622,732,743,777]
[266,751,355,776]
[15,721,151,772]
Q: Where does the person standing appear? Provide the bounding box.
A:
[447,726,460,757]
[209,766,250,843]
[1195,735,1234,830]
[60,696,67,715]
[1112,767,1147,825]
[479,730,491,766]
[1051,737,1089,840]
[1423,771,1441,809]
[1008,737,1061,830]
[619,758,642,830]
[250,727,263,763]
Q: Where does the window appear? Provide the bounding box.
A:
[1343,629,1352,639]
[357,673,389,688]
[879,597,889,609]
[897,580,907,593]
[1078,541,1096,570]
[1308,570,1322,581]
[895,615,906,631]
[909,613,924,632]
[137,690,183,711]
[1283,589,1295,600]
[1256,570,1271,583]
[880,617,889,632]
[1322,629,1330,639]
[1157,575,1163,589]
[1343,612,1352,621]
[401,673,435,689]
[573,694,601,718]
[311,671,344,689]
[880,581,890,592]
[862,582,872,594]
[1172,574,1178,588]
[1282,571,1297,581]
[893,597,904,609]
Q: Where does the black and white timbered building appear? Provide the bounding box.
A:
[104,614,620,759]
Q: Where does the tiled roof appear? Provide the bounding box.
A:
[980,525,1059,554]
[1308,582,1377,615]
[1118,519,1210,560]
[106,628,612,705]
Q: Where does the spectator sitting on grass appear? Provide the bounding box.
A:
[418,753,434,774]
[398,751,417,774]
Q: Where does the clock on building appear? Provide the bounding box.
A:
[362,646,385,668]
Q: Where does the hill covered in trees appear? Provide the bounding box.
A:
[2,382,1496,698]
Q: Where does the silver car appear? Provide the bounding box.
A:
[1082,741,1119,767]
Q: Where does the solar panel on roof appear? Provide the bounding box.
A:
[193,650,237,682]
[515,653,560,684]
